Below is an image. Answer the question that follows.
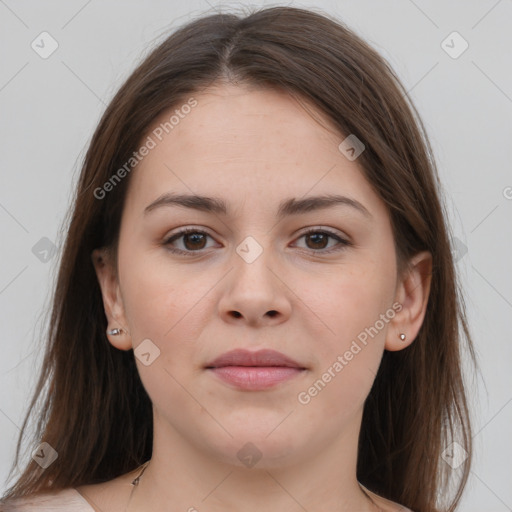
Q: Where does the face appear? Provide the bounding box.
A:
[94,83,422,469]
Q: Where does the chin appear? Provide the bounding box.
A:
[199,423,306,469]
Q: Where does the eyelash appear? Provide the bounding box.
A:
[163,227,352,255]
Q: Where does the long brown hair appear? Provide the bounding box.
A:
[1,6,476,511]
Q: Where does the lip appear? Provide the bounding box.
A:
[205,349,306,391]
[206,348,304,369]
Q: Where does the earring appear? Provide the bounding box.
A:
[107,328,123,335]
[399,333,406,341]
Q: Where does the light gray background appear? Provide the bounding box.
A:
[1,1,511,510]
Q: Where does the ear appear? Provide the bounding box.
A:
[91,248,132,351]
[385,250,433,351]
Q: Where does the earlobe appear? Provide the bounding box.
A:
[91,248,132,351]
[385,251,433,352]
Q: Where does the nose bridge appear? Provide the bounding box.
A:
[219,233,291,325]
[235,234,267,266]
[232,234,277,295]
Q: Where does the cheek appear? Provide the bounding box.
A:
[118,250,228,394]
[119,247,206,339]
[118,256,212,414]
[313,260,395,349]
[295,271,389,429]
[298,256,395,407]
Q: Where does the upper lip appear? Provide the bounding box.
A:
[205,349,305,369]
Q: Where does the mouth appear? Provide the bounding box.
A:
[204,349,307,391]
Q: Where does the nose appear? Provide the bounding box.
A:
[217,241,292,328]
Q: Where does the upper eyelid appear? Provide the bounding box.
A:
[165,225,348,240]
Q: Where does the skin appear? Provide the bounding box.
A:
[83,83,431,512]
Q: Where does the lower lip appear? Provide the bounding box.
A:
[208,366,304,390]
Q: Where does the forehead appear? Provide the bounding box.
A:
[148,83,341,157]
[123,83,387,223]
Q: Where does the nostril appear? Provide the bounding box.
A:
[267,310,278,317]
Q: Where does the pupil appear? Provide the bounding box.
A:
[308,233,327,249]
[185,233,205,250]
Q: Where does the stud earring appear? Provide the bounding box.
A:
[107,328,123,336]
[399,333,406,341]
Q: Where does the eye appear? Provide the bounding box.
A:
[163,227,351,256]
[163,228,217,254]
[292,228,351,253]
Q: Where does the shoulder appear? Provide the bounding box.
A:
[1,488,94,511]
[2,468,139,512]
[361,484,415,512]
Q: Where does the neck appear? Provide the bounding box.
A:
[125,410,381,512]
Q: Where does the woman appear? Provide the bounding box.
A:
[1,5,475,512]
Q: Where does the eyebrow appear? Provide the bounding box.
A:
[144,193,372,219]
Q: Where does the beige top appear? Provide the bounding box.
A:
[3,485,414,511]
[2,488,94,511]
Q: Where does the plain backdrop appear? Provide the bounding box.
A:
[1,1,511,510]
